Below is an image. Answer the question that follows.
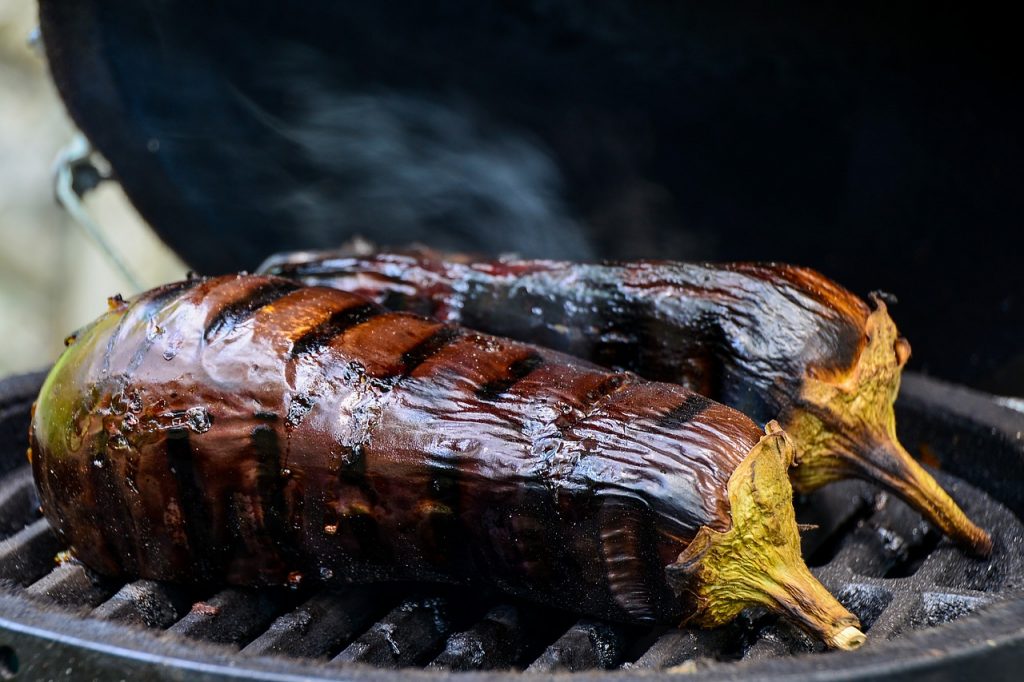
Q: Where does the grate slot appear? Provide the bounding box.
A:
[168,588,293,647]
[0,467,37,538]
[526,619,625,672]
[739,620,818,661]
[829,524,912,578]
[0,519,63,586]
[630,627,730,669]
[91,579,193,628]
[332,595,457,668]
[822,491,937,579]
[25,562,118,607]
[930,545,1003,592]
[428,604,530,671]
[913,591,991,628]
[241,587,388,659]
[881,528,942,579]
[871,490,944,579]
[799,482,875,567]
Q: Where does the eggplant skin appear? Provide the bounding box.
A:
[260,252,993,557]
[30,275,764,624]
[262,253,869,425]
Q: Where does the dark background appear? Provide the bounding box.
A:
[40,1,1023,394]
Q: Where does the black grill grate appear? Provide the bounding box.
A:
[1,372,1023,676]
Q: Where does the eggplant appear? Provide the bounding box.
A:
[261,248,991,556]
[30,275,862,649]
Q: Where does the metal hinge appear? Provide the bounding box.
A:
[53,134,143,291]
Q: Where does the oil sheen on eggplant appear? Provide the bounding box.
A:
[261,248,991,556]
[30,275,862,649]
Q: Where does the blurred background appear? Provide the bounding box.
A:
[2,1,1022,394]
[0,0,183,375]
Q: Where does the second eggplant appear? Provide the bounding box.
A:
[262,248,991,555]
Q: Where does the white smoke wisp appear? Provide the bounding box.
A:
[231,68,591,258]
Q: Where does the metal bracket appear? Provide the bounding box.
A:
[53,134,143,291]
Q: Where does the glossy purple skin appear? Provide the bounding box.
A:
[31,275,763,624]
[262,251,872,427]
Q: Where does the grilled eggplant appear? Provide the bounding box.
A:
[31,275,862,649]
[262,248,991,556]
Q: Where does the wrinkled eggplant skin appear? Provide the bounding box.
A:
[266,254,871,426]
[31,275,763,624]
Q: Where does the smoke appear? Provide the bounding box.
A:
[230,68,592,259]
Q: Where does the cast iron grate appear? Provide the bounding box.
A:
[1,372,1022,675]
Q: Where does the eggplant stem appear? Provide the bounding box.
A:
[784,299,992,556]
[666,422,864,650]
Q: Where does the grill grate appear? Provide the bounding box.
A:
[1,373,1023,676]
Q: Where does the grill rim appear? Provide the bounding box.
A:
[3,590,1024,681]
[2,370,1023,680]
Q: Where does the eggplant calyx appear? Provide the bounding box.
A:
[783,298,992,556]
[666,422,864,650]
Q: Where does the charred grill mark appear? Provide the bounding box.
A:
[333,447,391,564]
[329,438,393,561]
[86,433,138,575]
[330,445,388,564]
[475,353,546,401]
[251,425,291,558]
[654,393,713,430]
[636,502,676,618]
[421,469,465,568]
[347,509,389,564]
[400,326,463,375]
[149,277,204,307]
[380,289,436,318]
[517,484,565,588]
[125,279,204,374]
[203,280,300,341]
[165,429,215,579]
[97,279,194,377]
[289,303,380,359]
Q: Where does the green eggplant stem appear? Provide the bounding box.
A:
[784,298,992,557]
[667,422,865,651]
